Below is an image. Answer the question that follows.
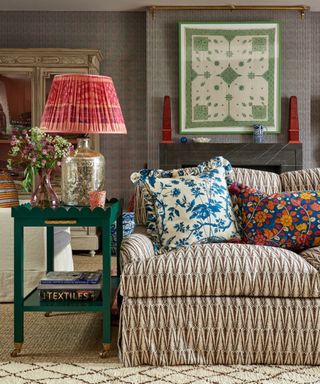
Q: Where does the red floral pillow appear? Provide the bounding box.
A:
[229,182,320,252]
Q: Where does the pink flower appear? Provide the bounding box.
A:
[10,136,17,145]
[41,159,46,167]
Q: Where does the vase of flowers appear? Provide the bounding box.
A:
[30,168,59,208]
[7,127,72,208]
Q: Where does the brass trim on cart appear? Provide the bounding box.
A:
[44,220,77,225]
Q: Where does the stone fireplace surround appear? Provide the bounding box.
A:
[160,143,303,174]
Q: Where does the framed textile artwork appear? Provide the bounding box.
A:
[179,22,281,134]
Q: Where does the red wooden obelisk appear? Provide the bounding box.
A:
[162,95,172,143]
[288,96,301,143]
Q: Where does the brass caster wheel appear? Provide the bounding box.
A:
[44,312,51,317]
[99,343,111,358]
[11,343,23,357]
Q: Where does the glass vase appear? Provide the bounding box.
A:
[30,169,60,209]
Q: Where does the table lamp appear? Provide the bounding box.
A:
[40,74,126,206]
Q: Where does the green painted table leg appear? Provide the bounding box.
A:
[100,223,111,357]
[12,222,24,357]
[47,227,54,272]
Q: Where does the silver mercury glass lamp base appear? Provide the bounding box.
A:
[61,138,105,206]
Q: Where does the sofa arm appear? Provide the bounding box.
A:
[120,233,155,268]
[299,246,320,272]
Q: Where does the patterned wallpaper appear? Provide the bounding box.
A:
[146,10,313,169]
[0,11,146,204]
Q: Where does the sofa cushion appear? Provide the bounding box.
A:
[231,184,320,252]
[120,243,320,299]
[281,168,320,192]
[145,169,239,250]
[131,156,234,245]
[234,168,282,194]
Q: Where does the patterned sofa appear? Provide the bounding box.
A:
[119,167,320,366]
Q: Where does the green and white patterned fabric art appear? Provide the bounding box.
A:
[179,22,281,134]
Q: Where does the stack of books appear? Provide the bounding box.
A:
[38,271,102,301]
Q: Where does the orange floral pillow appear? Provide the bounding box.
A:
[229,182,320,252]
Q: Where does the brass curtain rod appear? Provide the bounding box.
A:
[148,5,310,19]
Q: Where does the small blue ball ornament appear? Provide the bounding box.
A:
[180,136,188,144]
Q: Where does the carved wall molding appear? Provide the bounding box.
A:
[0,49,102,71]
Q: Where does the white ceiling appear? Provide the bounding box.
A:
[0,0,317,12]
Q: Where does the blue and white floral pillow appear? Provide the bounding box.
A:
[131,156,235,248]
[146,168,240,250]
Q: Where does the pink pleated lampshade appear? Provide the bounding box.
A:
[40,74,127,134]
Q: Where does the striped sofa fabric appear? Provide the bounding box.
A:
[120,167,320,366]
[0,171,19,207]
[120,296,320,366]
[280,168,320,191]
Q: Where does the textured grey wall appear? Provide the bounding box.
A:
[0,10,318,204]
[146,10,313,169]
[0,11,146,204]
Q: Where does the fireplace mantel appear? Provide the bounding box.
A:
[160,143,303,174]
